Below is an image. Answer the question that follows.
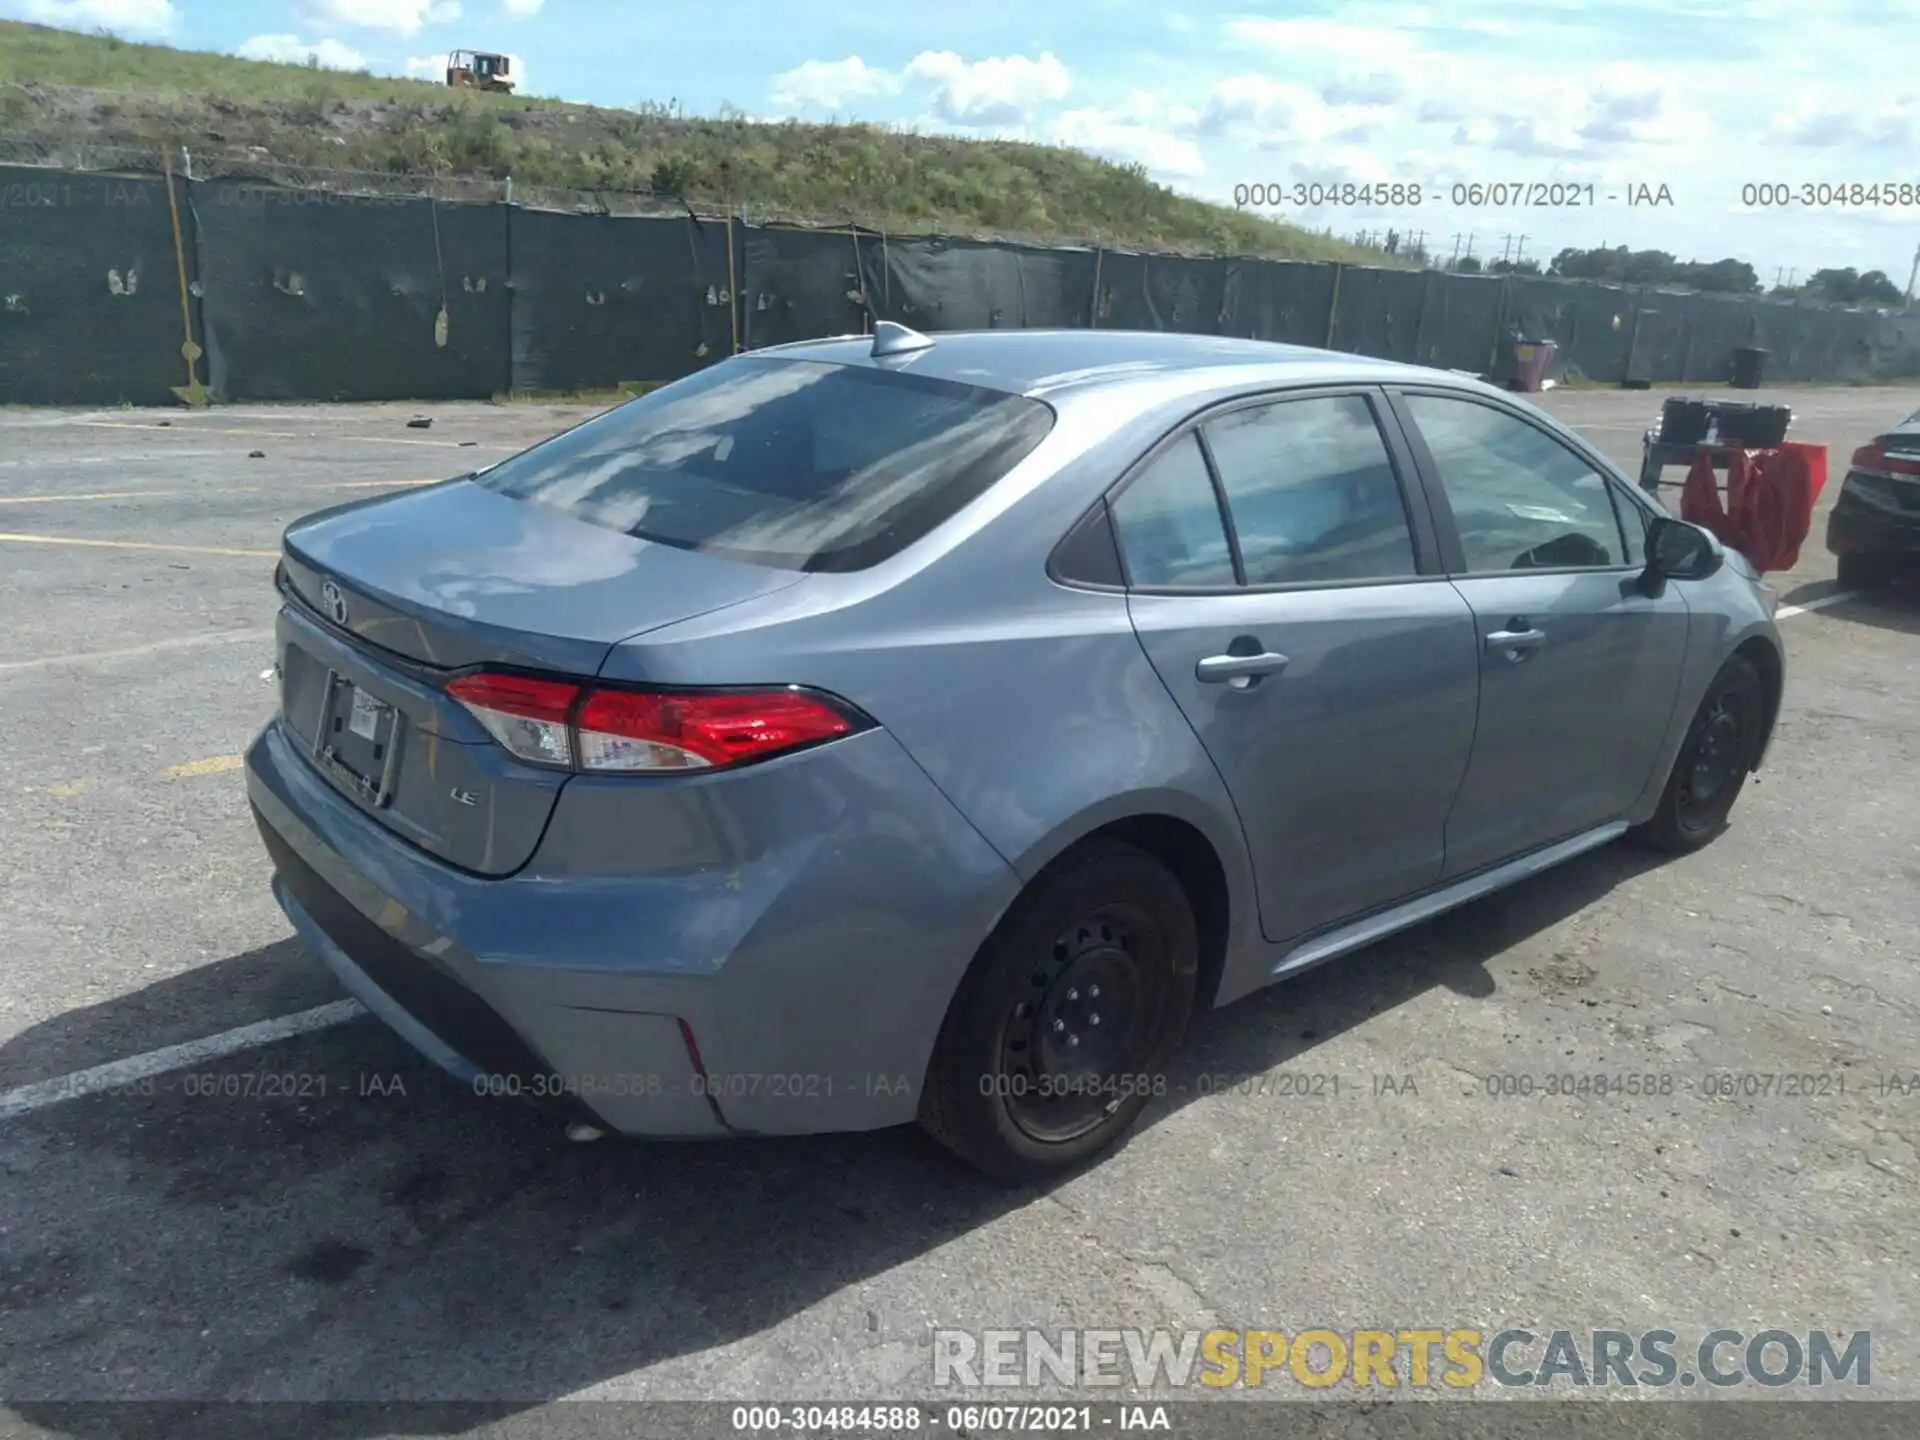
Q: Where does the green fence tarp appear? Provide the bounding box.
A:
[506,209,728,392]
[0,166,193,406]
[1214,260,1337,346]
[7,164,1920,404]
[737,225,866,349]
[190,181,510,402]
[1094,252,1229,333]
[874,236,1100,332]
[1328,267,1426,362]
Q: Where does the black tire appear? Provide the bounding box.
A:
[919,838,1198,1183]
[1631,655,1766,854]
[1836,552,1891,591]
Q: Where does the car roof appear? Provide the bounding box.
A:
[746,328,1477,400]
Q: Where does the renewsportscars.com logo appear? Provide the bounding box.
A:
[932,1328,1872,1391]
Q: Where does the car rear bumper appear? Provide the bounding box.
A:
[246,715,1020,1138]
[1827,479,1920,559]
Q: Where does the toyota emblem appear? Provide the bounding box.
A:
[320,579,348,626]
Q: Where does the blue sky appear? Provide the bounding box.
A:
[8,0,1918,283]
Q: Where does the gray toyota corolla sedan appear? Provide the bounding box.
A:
[247,325,1784,1181]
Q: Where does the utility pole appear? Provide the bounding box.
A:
[1906,241,1920,305]
[1513,234,1529,265]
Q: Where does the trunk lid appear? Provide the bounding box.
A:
[275,478,805,875]
[280,478,804,674]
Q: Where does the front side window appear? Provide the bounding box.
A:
[1403,393,1627,572]
[475,357,1054,571]
[1202,395,1418,585]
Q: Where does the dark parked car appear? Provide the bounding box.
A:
[1828,408,1920,589]
[247,326,1785,1181]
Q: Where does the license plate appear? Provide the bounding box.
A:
[314,670,405,808]
[348,686,384,740]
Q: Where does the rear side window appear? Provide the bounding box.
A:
[474,357,1054,571]
[1202,395,1417,585]
[1110,434,1237,586]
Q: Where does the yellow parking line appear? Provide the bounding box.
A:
[0,532,276,558]
[164,754,245,779]
[0,491,174,505]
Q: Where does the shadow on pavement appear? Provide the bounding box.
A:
[1,841,1667,1438]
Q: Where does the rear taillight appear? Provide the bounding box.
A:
[446,673,579,768]
[1850,441,1920,480]
[445,671,866,773]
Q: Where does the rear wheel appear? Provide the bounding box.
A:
[1836,552,1892,591]
[919,839,1198,1183]
[1631,655,1766,854]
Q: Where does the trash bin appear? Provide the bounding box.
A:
[1731,346,1768,389]
[1509,340,1557,392]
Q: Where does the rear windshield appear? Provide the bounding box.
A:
[473,356,1055,571]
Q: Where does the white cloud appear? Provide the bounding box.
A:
[1226,15,1423,63]
[768,57,903,112]
[1321,72,1406,107]
[903,50,1071,126]
[1050,91,1205,180]
[14,0,174,34]
[237,33,368,69]
[1766,92,1917,152]
[501,0,541,14]
[405,55,443,76]
[1199,77,1349,146]
[296,0,460,35]
[768,50,1070,127]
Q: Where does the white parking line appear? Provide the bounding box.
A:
[1776,589,1853,620]
[0,1000,365,1122]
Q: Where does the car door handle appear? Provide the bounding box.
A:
[1196,651,1290,683]
[1485,627,1546,658]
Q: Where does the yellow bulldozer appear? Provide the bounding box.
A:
[445,49,517,93]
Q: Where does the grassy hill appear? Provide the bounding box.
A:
[0,20,1396,263]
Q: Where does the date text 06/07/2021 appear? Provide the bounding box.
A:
[1231,181,1675,208]
[729,1404,1171,1434]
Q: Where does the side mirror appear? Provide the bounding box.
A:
[1640,515,1723,595]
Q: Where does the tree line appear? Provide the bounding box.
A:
[1369,233,1909,306]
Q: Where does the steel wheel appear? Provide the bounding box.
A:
[919,838,1198,1182]
[997,905,1152,1144]
[1676,688,1750,832]
[1631,653,1767,854]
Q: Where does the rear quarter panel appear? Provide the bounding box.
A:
[596,383,1271,1003]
